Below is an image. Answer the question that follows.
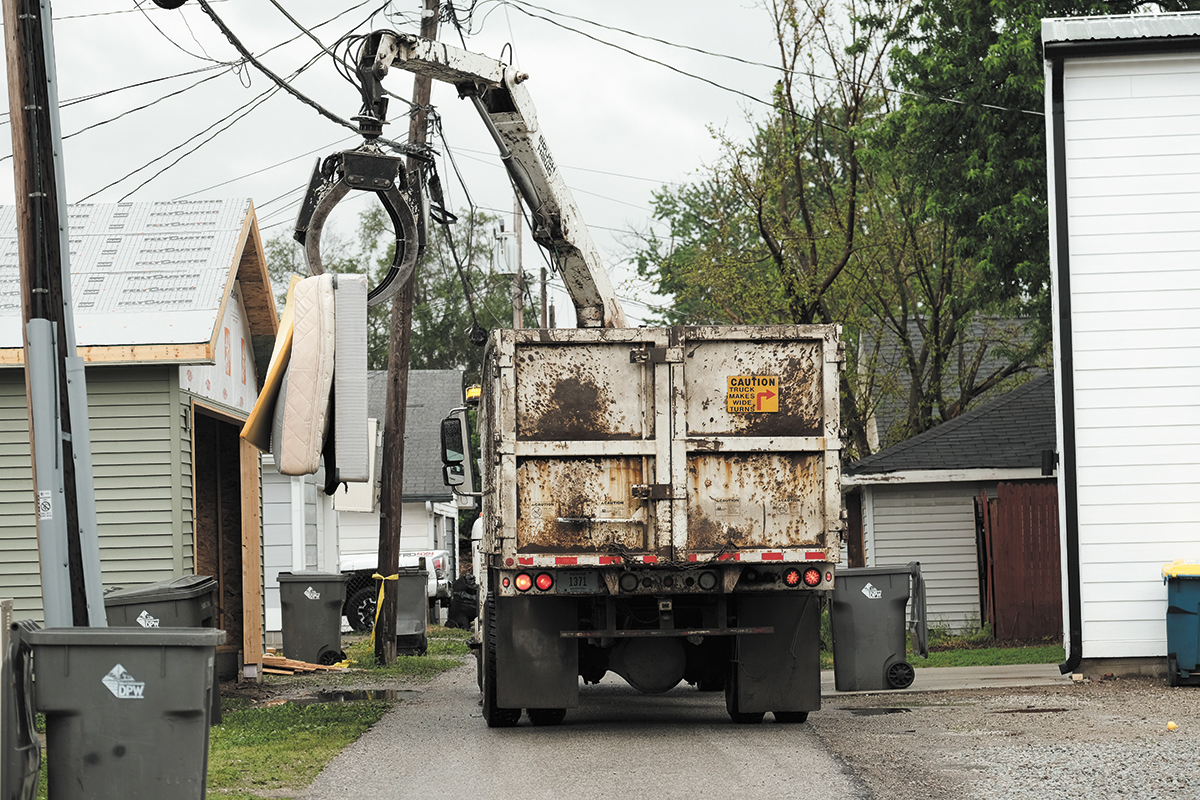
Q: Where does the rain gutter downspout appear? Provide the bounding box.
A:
[1049,55,1082,675]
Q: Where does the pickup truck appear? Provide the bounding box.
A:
[340,550,453,632]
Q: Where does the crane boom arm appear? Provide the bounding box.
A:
[377,34,626,328]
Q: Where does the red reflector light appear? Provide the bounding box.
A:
[784,568,801,587]
[535,573,553,591]
[502,577,510,589]
[803,568,821,587]
[825,571,833,583]
[514,573,533,592]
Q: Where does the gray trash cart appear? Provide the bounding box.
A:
[103,574,222,723]
[395,566,429,656]
[26,626,225,800]
[278,571,347,664]
[831,562,928,691]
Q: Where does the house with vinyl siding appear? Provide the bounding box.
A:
[844,374,1059,636]
[1043,14,1200,677]
[0,198,275,679]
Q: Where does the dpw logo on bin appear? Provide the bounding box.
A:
[861,582,883,600]
[137,610,160,628]
[304,586,320,600]
[102,664,146,699]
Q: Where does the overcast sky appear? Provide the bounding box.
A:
[4,1,791,325]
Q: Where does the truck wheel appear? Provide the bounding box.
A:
[483,595,521,728]
[773,711,808,724]
[527,708,567,726]
[345,587,377,633]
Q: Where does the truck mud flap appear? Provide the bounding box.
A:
[496,596,579,709]
[730,594,821,715]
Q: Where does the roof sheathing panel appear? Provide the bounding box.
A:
[0,198,253,357]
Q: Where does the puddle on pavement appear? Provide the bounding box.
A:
[269,689,420,707]
[846,707,911,716]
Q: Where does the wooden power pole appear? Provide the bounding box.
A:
[376,0,440,664]
[3,0,106,627]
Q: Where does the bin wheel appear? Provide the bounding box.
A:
[345,587,377,633]
[774,711,809,724]
[1169,655,1179,688]
[527,708,567,726]
[318,649,346,666]
[887,661,915,689]
[482,591,521,728]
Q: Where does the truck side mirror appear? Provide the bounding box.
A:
[440,411,477,509]
[441,417,465,465]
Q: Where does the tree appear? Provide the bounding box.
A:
[873,0,1200,346]
[635,0,1048,457]
[265,204,527,384]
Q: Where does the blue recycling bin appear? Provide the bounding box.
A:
[1163,561,1200,687]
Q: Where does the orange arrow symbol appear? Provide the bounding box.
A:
[756,389,776,410]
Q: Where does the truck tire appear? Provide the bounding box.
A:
[527,708,567,726]
[345,587,377,633]
[482,592,521,728]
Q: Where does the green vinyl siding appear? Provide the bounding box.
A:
[0,366,190,622]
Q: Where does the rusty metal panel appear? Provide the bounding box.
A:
[516,457,650,553]
[514,342,650,440]
[682,338,824,437]
[686,453,825,551]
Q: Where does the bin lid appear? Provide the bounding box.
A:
[22,627,227,647]
[1162,560,1200,578]
[103,575,217,607]
[277,571,347,583]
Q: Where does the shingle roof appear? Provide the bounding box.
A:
[367,369,463,500]
[846,373,1055,475]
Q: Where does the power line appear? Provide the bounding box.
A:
[54,0,231,20]
[496,0,1043,117]
[172,135,357,200]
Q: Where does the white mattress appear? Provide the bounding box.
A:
[277,274,336,476]
[334,274,369,483]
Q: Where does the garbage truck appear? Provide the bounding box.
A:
[365,33,846,727]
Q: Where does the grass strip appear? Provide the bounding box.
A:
[206,700,392,798]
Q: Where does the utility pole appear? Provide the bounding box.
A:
[376,0,439,664]
[511,191,523,329]
[3,0,106,627]
[540,266,547,329]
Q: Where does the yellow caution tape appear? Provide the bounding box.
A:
[368,573,399,649]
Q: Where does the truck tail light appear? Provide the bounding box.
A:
[803,568,821,587]
[514,573,533,592]
[784,568,801,587]
[535,573,553,591]
[697,571,717,591]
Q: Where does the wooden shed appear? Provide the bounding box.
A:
[0,198,276,679]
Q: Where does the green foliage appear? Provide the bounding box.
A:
[206,701,391,796]
[871,0,1200,345]
[634,0,1050,457]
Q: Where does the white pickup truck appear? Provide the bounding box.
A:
[340,550,453,631]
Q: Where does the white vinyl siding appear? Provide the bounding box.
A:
[867,483,984,633]
[1059,53,1200,659]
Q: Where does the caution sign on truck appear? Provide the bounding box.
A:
[726,375,779,413]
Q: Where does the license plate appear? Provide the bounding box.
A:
[562,570,598,594]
